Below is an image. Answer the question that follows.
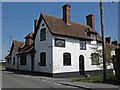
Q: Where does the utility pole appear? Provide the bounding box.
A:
[100,0,107,81]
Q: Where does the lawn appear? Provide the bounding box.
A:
[72,75,103,83]
[0,63,6,70]
[71,74,119,85]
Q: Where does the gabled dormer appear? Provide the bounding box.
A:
[86,14,98,44]
[25,32,34,46]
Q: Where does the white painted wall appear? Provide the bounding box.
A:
[34,17,104,74]
[5,59,11,69]
[10,48,17,70]
[18,54,31,71]
[52,36,103,74]
[34,19,53,73]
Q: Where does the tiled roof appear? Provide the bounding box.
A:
[105,42,117,51]
[35,14,95,40]
[17,43,35,55]
[96,34,102,42]
[13,40,25,52]
[105,42,117,58]
[5,54,11,59]
[25,32,34,39]
[5,40,24,59]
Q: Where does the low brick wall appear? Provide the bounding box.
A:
[115,48,120,83]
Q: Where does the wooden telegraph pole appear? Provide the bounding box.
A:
[100,0,107,81]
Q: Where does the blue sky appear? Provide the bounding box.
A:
[2,2,118,59]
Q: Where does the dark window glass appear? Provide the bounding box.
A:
[40,28,46,41]
[9,59,11,64]
[63,53,71,66]
[13,57,15,65]
[7,59,11,64]
[91,53,99,65]
[40,52,46,66]
[55,38,65,47]
[80,40,86,50]
[20,55,27,65]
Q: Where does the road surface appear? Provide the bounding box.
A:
[2,70,86,89]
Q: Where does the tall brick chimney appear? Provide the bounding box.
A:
[105,37,111,43]
[86,14,95,29]
[62,4,71,26]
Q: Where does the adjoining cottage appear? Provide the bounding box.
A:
[5,40,24,70]
[16,32,35,71]
[5,4,116,77]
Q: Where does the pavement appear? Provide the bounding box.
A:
[2,70,120,90]
[58,81,120,90]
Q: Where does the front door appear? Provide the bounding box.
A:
[31,54,34,72]
[79,55,85,75]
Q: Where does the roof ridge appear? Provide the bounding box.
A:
[42,13,88,27]
[13,40,24,43]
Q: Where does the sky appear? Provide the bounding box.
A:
[2,2,118,60]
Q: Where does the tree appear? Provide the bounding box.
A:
[90,45,115,69]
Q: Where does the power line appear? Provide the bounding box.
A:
[50,7,61,16]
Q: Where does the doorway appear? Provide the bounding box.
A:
[79,55,85,75]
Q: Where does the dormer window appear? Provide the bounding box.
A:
[25,39,29,45]
[91,34,96,41]
[25,32,33,45]
[40,28,46,41]
[80,40,86,50]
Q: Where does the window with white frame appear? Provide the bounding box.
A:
[91,53,99,65]
[63,53,71,66]
[91,34,96,41]
[80,40,86,50]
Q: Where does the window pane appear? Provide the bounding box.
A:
[40,28,46,41]
[20,55,27,65]
[63,53,71,66]
[40,52,46,66]
[91,53,99,65]
[80,40,86,50]
[13,57,15,65]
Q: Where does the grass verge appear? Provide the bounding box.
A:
[71,74,119,85]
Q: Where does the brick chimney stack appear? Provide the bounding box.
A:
[86,14,95,29]
[105,37,111,43]
[62,4,71,26]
